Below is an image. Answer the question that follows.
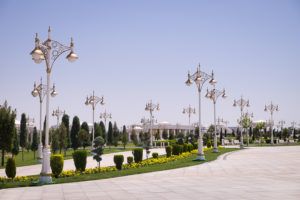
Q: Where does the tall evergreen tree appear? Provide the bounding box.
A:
[71,116,80,150]
[31,127,38,159]
[51,129,59,154]
[62,114,71,148]
[99,121,106,141]
[58,123,67,154]
[224,128,227,137]
[0,101,16,166]
[94,123,102,139]
[78,129,89,149]
[107,121,113,145]
[112,122,119,146]
[130,129,138,145]
[42,116,46,146]
[121,125,128,149]
[81,121,89,133]
[20,113,27,161]
[220,128,223,141]
[12,128,19,157]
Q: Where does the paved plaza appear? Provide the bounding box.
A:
[0,148,166,177]
[0,146,299,200]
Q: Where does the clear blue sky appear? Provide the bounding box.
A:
[0,0,299,129]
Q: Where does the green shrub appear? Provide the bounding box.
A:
[152,152,158,158]
[172,144,182,155]
[50,154,64,178]
[114,155,124,170]
[193,142,198,150]
[206,140,212,148]
[127,156,133,166]
[165,146,172,157]
[187,144,193,152]
[183,143,188,152]
[5,157,16,179]
[72,150,88,171]
[132,148,143,163]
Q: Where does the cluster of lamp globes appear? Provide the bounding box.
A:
[182,108,196,114]
[84,96,105,106]
[145,103,160,111]
[185,69,227,99]
[31,82,57,98]
[30,33,78,64]
[100,112,112,119]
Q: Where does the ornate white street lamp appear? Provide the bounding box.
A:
[233,96,250,148]
[145,100,159,147]
[85,91,105,149]
[264,102,279,145]
[182,105,196,134]
[52,107,65,129]
[30,27,78,183]
[185,64,213,161]
[31,77,56,162]
[100,110,112,130]
[205,76,227,153]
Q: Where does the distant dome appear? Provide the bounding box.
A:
[159,121,170,125]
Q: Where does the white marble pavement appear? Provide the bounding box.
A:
[0,148,166,177]
[0,146,299,200]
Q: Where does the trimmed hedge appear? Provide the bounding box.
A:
[172,144,183,155]
[132,148,143,163]
[187,144,193,152]
[5,157,16,179]
[50,154,64,178]
[114,155,124,170]
[127,156,133,166]
[72,150,88,171]
[152,152,158,158]
[165,146,172,157]
[183,143,188,152]
[193,142,198,150]
[206,140,212,148]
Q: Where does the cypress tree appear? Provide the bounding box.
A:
[99,121,106,141]
[31,127,38,159]
[220,128,223,141]
[20,113,27,161]
[62,114,71,148]
[12,128,19,157]
[107,121,113,145]
[71,116,80,150]
[0,101,16,166]
[81,121,89,133]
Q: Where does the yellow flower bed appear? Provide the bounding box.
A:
[0,146,219,181]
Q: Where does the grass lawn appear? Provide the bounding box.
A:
[0,147,137,169]
[0,148,240,189]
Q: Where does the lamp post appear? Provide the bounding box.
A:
[264,102,279,145]
[145,100,159,147]
[185,64,213,161]
[100,110,112,130]
[85,91,105,149]
[241,111,253,146]
[182,105,196,134]
[31,77,56,163]
[52,107,65,129]
[233,96,250,148]
[30,27,78,183]
[205,79,227,153]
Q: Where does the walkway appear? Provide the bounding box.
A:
[0,146,300,200]
[0,148,166,177]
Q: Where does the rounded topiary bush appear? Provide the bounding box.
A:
[206,140,212,148]
[114,155,124,170]
[165,146,172,157]
[132,148,143,163]
[183,143,188,152]
[5,157,16,179]
[50,154,64,178]
[127,156,133,166]
[72,150,88,171]
[172,144,181,155]
[193,142,198,150]
[152,152,158,158]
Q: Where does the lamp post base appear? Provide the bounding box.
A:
[39,147,52,183]
[240,145,244,149]
[37,143,43,163]
[212,148,219,153]
[193,154,206,161]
